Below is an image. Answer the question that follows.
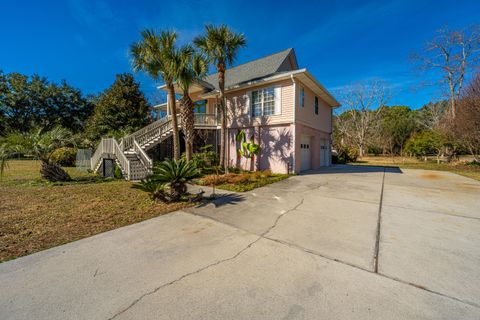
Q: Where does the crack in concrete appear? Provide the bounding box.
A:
[261,198,304,237]
[110,174,480,318]
[264,235,480,309]
[107,236,263,320]
[107,198,305,320]
[373,167,386,273]
[382,203,480,221]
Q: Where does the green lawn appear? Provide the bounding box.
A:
[0,160,193,262]
[351,156,480,181]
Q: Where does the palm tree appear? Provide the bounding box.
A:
[133,158,199,202]
[194,25,246,169]
[130,29,181,160]
[0,127,74,181]
[174,45,208,161]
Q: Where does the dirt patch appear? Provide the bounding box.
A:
[421,173,442,180]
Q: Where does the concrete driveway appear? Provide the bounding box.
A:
[1,165,479,319]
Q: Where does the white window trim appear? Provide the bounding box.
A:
[249,86,281,117]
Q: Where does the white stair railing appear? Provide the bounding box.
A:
[133,139,152,173]
[122,116,173,151]
[91,138,131,179]
[91,113,219,180]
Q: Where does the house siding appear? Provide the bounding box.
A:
[227,124,294,174]
[225,79,295,128]
[294,79,332,134]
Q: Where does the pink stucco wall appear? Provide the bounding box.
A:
[227,124,294,174]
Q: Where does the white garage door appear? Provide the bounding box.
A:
[320,139,329,166]
[300,135,311,171]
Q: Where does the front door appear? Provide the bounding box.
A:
[102,159,115,177]
[300,135,311,171]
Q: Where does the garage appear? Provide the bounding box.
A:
[300,135,311,171]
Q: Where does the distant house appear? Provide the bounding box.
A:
[91,49,339,179]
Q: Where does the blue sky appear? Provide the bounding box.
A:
[1,0,479,108]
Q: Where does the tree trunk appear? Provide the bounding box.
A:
[40,161,71,182]
[358,143,365,158]
[167,84,180,161]
[165,182,187,202]
[217,65,227,171]
[180,94,195,162]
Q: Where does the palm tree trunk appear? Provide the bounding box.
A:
[180,95,195,161]
[218,66,227,170]
[167,83,180,161]
[40,160,71,182]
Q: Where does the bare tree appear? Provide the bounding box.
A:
[416,100,449,130]
[413,25,480,118]
[451,74,480,161]
[335,80,391,157]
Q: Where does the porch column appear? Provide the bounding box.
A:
[166,95,170,116]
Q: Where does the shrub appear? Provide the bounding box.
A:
[336,147,358,163]
[113,163,123,179]
[198,170,274,186]
[134,159,199,202]
[182,145,218,174]
[50,147,77,166]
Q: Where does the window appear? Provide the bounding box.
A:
[194,100,207,113]
[251,87,276,116]
[314,96,319,115]
[300,87,305,107]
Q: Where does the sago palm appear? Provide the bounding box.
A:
[153,158,198,201]
[194,24,246,169]
[174,45,208,161]
[130,29,181,160]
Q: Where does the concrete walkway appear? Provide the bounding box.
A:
[1,165,479,319]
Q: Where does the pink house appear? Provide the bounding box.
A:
[91,49,339,179]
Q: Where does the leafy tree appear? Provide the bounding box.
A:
[378,106,417,155]
[0,71,92,133]
[85,73,149,143]
[130,30,181,160]
[404,130,444,161]
[194,24,247,169]
[0,127,74,181]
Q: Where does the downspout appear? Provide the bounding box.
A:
[329,108,333,166]
[291,74,296,174]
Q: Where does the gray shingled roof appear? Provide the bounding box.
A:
[202,48,297,90]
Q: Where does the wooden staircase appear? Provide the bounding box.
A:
[90,114,217,180]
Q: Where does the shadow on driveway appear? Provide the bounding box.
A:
[196,193,246,208]
[299,164,403,175]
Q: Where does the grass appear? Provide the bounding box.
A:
[193,170,291,192]
[351,156,480,181]
[0,160,193,263]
